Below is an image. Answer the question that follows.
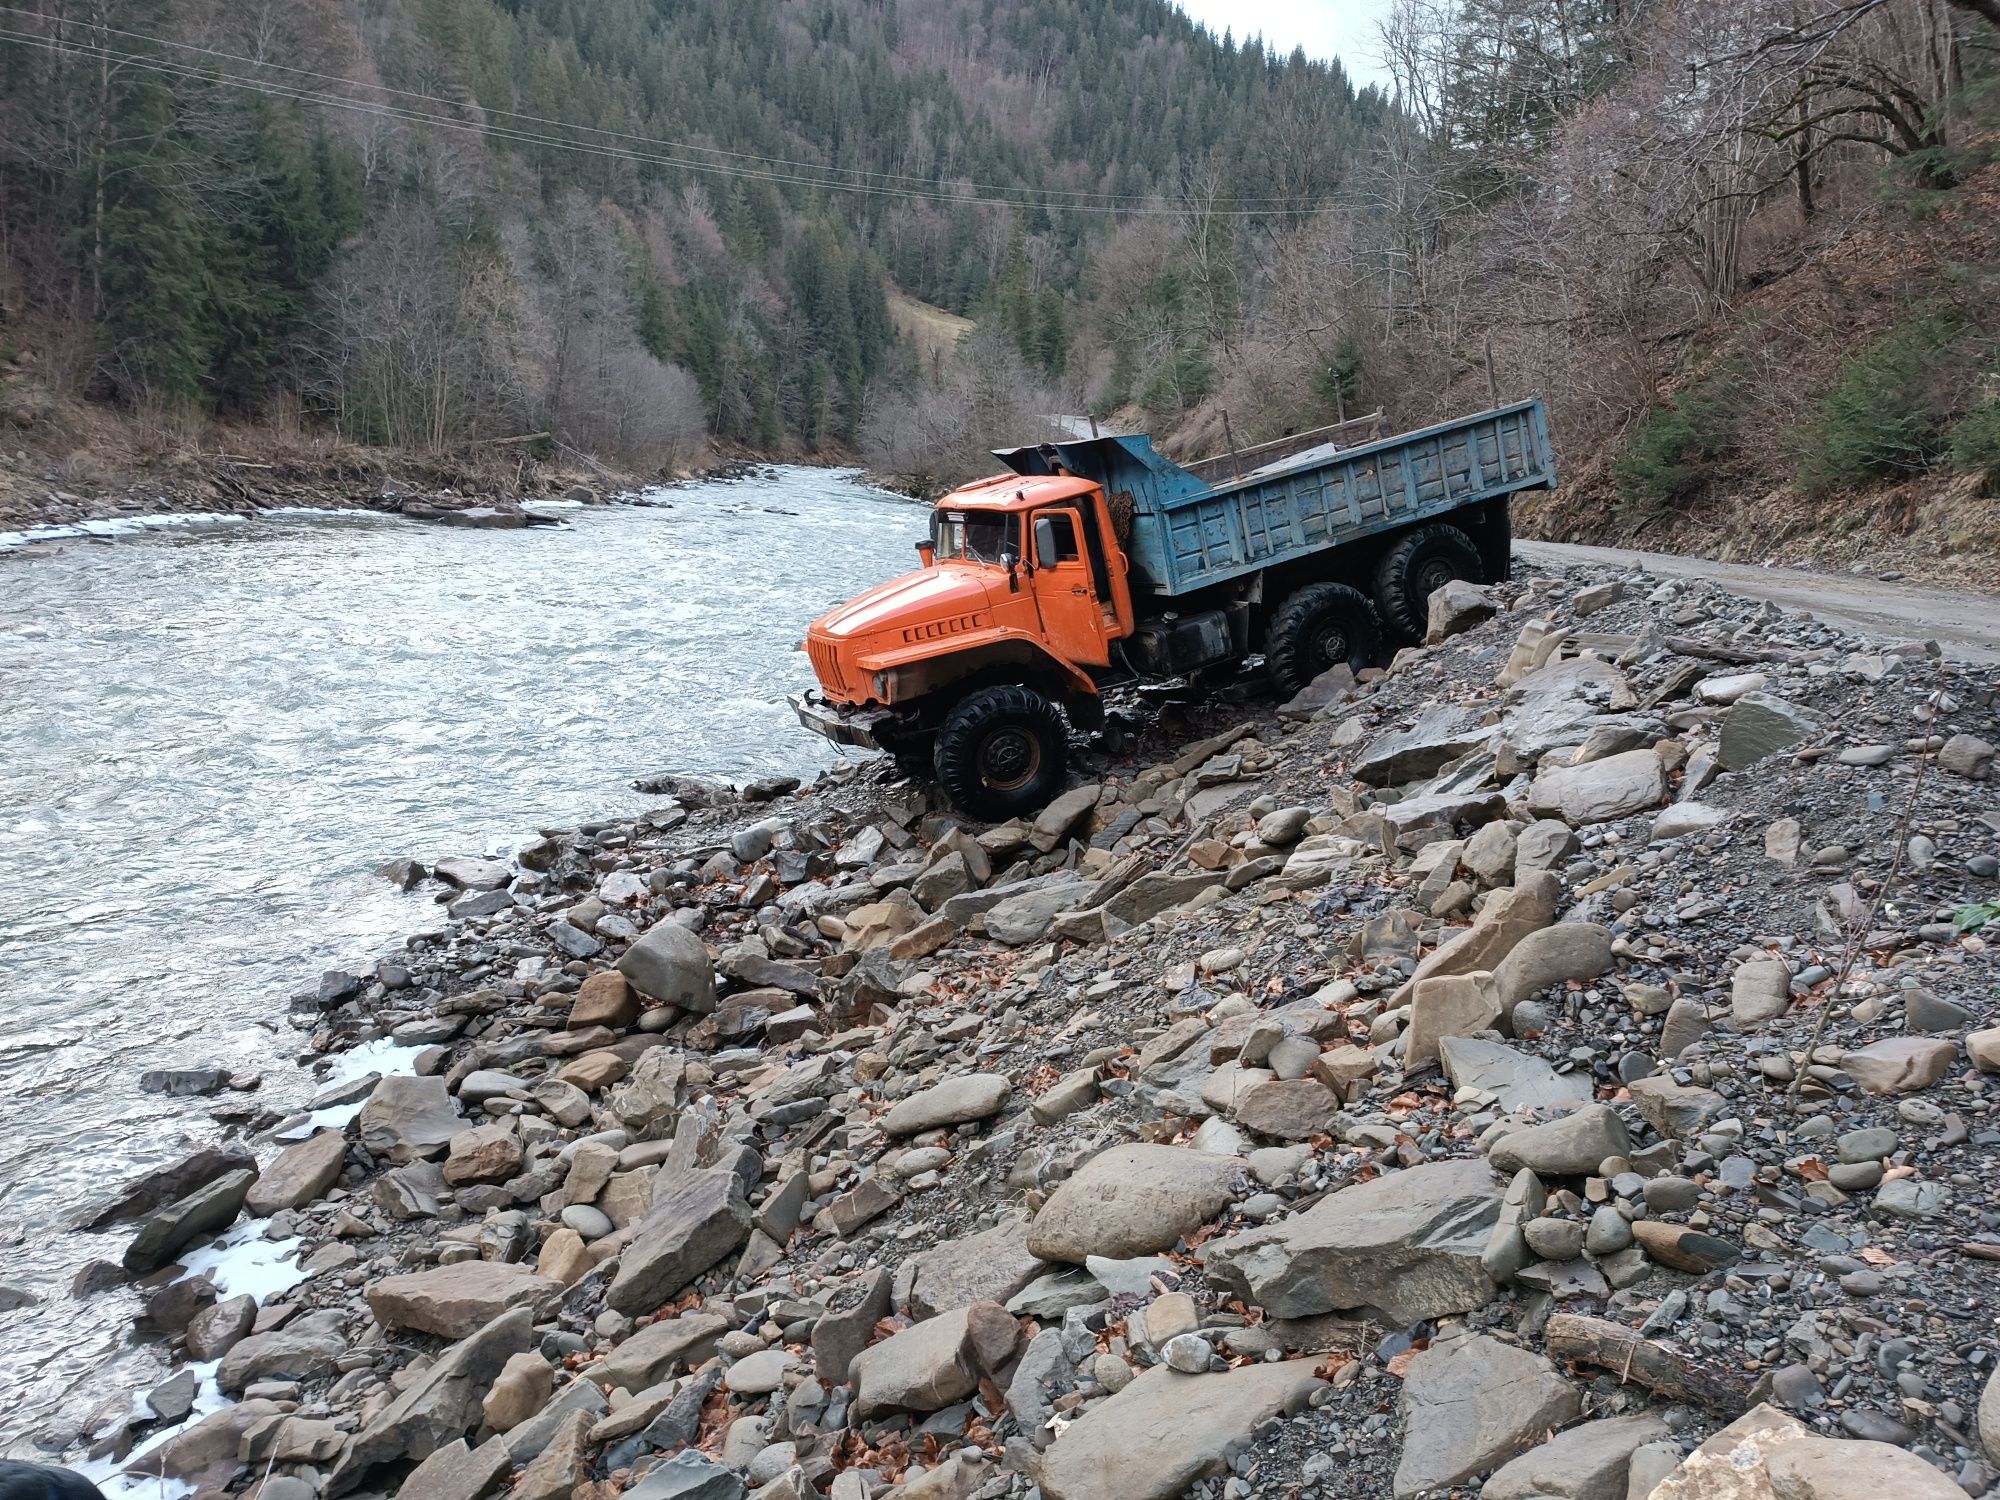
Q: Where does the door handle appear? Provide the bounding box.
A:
[1071,586,1090,597]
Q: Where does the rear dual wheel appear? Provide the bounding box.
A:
[1265,583,1384,697]
[1372,522,1484,644]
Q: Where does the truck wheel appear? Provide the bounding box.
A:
[934,685,1070,820]
[1266,583,1384,697]
[1373,523,1484,644]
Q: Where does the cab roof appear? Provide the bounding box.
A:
[935,473,1100,512]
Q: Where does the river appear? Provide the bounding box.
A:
[0,468,918,1456]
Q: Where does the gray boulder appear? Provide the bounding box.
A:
[244,1130,348,1217]
[1035,1359,1324,1500]
[618,919,716,1012]
[1204,1158,1503,1323]
[850,1302,1015,1416]
[1526,750,1667,826]
[76,1143,257,1231]
[905,1215,1046,1320]
[1491,922,1613,1011]
[598,1312,731,1391]
[123,1168,256,1273]
[1353,708,1489,787]
[393,1437,514,1500]
[217,1310,347,1395]
[1030,783,1102,852]
[1440,1037,1591,1112]
[356,1074,462,1164]
[1426,579,1498,643]
[606,1168,752,1316]
[1487,1104,1631,1177]
[1718,693,1819,771]
[1393,1330,1580,1498]
[365,1260,560,1340]
[1625,1076,1726,1137]
[882,1073,1012,1136]
[1731,959,1792,1027]
[1027,1144,1241,1263]
[1482,1412,1672,1500]
[985,878,1098,945]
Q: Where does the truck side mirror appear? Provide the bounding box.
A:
[915,540,935,566]
[1000,548,1021,591]
[1034,516,1060,569]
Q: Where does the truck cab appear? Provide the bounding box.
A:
[797,473,1136,814]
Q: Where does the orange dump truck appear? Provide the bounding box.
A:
[794,400,1555,817]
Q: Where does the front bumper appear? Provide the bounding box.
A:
[790,692,892,751]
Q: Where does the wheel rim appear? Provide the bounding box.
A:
[978,726,1042,791]
[1307,618,1351,671]
[1416,557,1462,597]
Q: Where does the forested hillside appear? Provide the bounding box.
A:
[1,0,1997,571]
[0,0,1373,476]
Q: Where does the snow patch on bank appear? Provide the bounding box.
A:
[0,506,404,554]
[76,1356,224,1498]
[177,1218,307,1303]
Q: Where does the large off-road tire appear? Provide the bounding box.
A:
[1372,523,1484,644]
[1265,583,1384,697]
[933,685,1070,820]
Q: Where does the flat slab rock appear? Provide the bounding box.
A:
[905,1213,1047,1320]
[326,1307,533,1495]
[1035,1359,1325,1500]
[1525,749,1667,827]
[366,1260,561,1340]
[1393,1329,1581,1498]
[1649,1401,1964,1500]
[849,1303,1011,1416]
[1440,1037,1591,1113]
[356,1074,462,1164]
[1027,1144,1242,1263]
[1203,1157,1503,1325]
[244,1130,347,1217]
[606,1168,752,1317]
[1483,1413,1673,1500]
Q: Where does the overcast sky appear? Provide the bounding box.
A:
[1174,0,1398,89]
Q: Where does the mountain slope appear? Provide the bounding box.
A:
[0,0,1374,471]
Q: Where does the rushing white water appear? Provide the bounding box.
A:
[0,468,918,1456]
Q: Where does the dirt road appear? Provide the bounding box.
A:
[1517,540,2000,666]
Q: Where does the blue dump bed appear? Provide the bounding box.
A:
[996,398,1555,598]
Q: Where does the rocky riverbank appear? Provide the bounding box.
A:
[56,558,2000,1500]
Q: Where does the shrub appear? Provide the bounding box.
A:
[1793,316,1956,493]
[1611,361,1746,528]
[1949,398,2000,492]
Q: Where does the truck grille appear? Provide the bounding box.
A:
[807,637,849,695]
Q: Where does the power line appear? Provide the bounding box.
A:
[0,8,1349,217]
[0,2,1221,207]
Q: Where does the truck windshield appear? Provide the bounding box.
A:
[931,510,1016,566]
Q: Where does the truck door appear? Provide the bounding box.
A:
[1028,509,1110,667]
